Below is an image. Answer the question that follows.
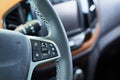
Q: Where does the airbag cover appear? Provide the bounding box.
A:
[0,30,31,80]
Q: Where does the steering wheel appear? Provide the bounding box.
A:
[0,0,73,80]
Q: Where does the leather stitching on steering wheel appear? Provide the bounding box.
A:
[56,60,66,80]
[29,0,66,80]
[29,0,50,35]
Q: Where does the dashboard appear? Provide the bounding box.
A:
[0,0,97,52]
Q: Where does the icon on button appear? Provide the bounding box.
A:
[34,42,38,47]
[35,53,39,57]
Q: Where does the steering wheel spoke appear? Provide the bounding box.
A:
[27,36,61,80]
[27,36,61,63]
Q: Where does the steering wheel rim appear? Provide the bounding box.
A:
[0,0,73,80]
[27,0,73,80]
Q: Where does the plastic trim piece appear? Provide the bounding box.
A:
[26,36,61,80]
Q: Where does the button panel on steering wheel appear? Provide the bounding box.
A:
[30,39,58,62]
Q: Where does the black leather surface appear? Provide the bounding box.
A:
[29,0,73,80]
[0,30,31,80]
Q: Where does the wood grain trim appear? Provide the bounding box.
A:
[72,24,100,56]
[0,0,21,29]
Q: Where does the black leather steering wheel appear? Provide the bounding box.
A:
[0,0,73,80]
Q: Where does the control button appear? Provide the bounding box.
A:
[48,51,51,55]
[41,42,46,47]
[30,40,40,50]
[52,52,56,55]
[42,47,48,51]
[31,40,39,47]
[42,47,48,53]
[42,53,49,59]
[51,47,55,51]
[33,50,41,62]
[49,43,53,47]
[34,42,38,47]
[35,53,39,57]
[51,51,58,57]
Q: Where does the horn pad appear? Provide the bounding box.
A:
[0,30,31,80]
